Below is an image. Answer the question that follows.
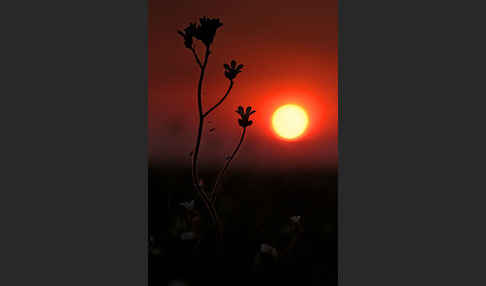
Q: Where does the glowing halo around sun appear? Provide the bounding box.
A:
[272,104,309,140]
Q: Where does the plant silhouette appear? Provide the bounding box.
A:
[177,17,255,243]
[158,17,317,286]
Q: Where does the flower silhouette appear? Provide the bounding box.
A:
[178,17,222,49]
[224,60,244,80]
[194,17,223,47]
[177,23,197,49]
[236,106,256,127]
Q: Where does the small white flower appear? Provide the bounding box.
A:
[260,243,278,257]
[180,232,195,240]
[260,243,272,253]
[179,200,195,210]
[290,216,301,223]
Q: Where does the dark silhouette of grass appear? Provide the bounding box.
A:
[149,165,337,286]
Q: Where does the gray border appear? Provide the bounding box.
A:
[340,1,486,285]
[3,0,486,285]
[1,1,147,285]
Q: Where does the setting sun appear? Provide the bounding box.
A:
[272,104,309,140]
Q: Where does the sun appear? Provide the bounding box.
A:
[272,104,309,140]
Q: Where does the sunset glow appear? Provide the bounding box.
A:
[149,0,338,168]
[272,104,309,140]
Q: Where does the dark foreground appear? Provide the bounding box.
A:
[149,165,337,286]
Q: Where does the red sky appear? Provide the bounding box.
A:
[149,0,337,171]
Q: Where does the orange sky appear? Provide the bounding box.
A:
[149,0,337,171]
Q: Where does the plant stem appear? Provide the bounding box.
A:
[211,127,247,205]
[203,80,234,118]
[191,48,223,240]
[281,231,301,259]
[190,47,203,68]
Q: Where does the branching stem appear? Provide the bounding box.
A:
[203,80,234,117]
[191,48,223,240]
[211,127,247,205]
[190,47,203,68]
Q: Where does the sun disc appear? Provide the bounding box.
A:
[272,104,309,140]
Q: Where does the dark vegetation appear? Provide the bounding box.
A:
[149,165,337,286]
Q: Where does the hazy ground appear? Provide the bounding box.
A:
[149,164,337,286]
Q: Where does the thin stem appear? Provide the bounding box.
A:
[190,48,223,240]
[192,119,219,230]
[192,49,210,183]
[203,80,234,118]
[190,47,203,68]
[191,50,212,204]
[281,230,301,258]
[211,127,247,205]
